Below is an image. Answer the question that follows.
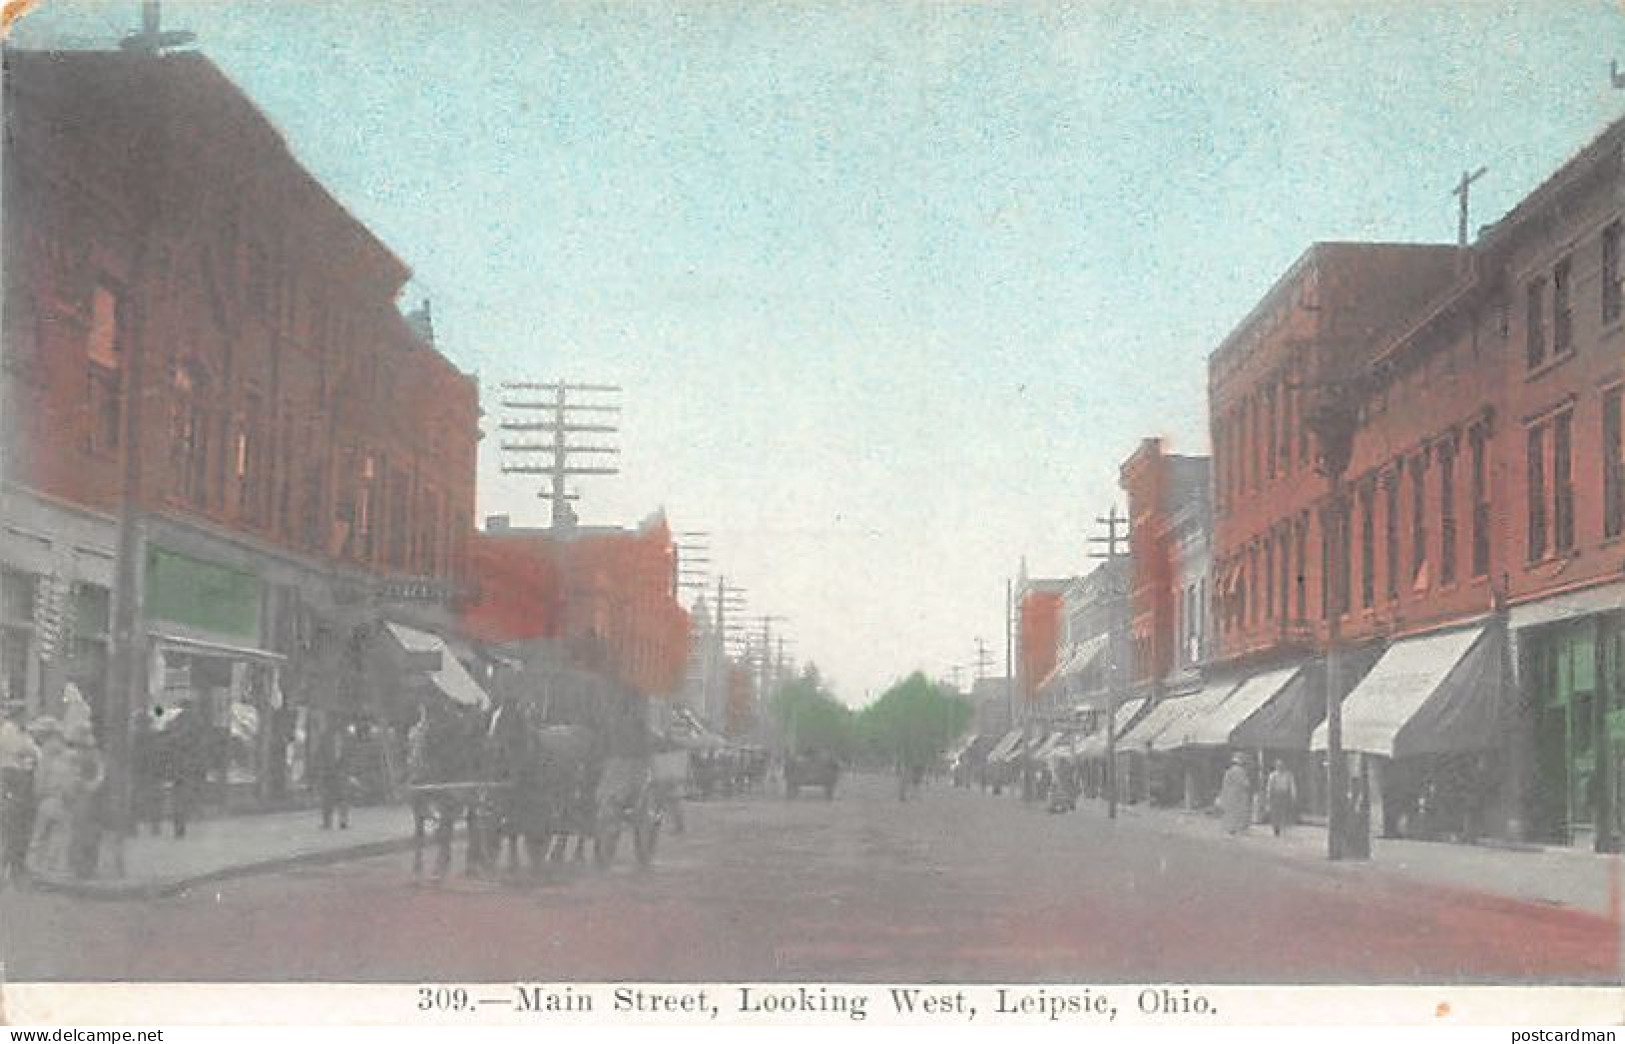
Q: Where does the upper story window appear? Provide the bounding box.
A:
[1438,438,1458,587]
[1554,410,1574,554]
[85,283,124,455]
[1527,422,1548,562]
[1605,386,1625,542]
[1469,424,1491,577]
[1552,256,1573,357]
[1526,276,1548,370]
[1603,222,1623,326]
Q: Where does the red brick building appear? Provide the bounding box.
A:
[464,514,690,701]
[2,49,480,802]
[1199,122,1625,847]
[1015,576,1066,713]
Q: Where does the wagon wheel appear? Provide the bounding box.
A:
[633,790,661,868]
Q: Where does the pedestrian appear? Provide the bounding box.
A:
[165,698,210,839]
[1218,752,1252,836]
[65,723,105,878]
[1266,759,1297,837]
[0,702,41,886]
[28,717,75,875]
[315,720,354,830]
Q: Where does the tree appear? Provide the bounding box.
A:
[768,667,854,758]
[854,672,973,772]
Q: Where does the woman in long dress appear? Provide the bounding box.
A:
[1219,754,1252,835]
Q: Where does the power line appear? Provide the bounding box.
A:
[498,380,622,529]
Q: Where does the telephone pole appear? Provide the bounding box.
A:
[1452,166,1488,252]
[1088,504,1129,820]
[498,381,621,530]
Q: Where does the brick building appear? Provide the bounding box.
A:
[1013,573,1068,717]
[2,49,480,803]
[464,513,691,704]
[1194,121,1625,847]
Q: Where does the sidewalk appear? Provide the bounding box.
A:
[24,803,424,900]
[1084,795,1623,920]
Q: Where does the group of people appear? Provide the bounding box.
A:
[1219,754,1300,837]
[0,687,107,884]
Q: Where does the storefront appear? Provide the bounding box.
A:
[1512,586,1625,847]
[1312,622,1510,842]
[143,545,286,807]
[0,489,117,725]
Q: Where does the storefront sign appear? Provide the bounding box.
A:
[146,547,262,641]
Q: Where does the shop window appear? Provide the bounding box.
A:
[1554,411,1574,554]
[1,569,37,623]
[1604,387,1624,541]
[1526,276,1547,370]
[1604,222,1623,326]
[1,627,28,705]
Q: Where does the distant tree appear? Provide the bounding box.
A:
[769,668,854,758]
[854,672,973,771]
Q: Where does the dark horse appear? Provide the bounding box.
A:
[478,697,602,876]
[407,702,484,880]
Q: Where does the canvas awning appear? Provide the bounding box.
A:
[1185,664,1311,750]
[1037,635,1110,693]
[986,729,1025,764]
[1510,583,1625,631]
[384,622,491,710]
[1311,625,1502,758]
[1073,698,1147,759]
[1151,678,1246,752]
[1118,693,1196,751]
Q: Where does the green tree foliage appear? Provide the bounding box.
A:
[768,665,855,758]
[854,672,973,770]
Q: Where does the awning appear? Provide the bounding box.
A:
[1118,694,1196,751]
[1073,698,1147,759]
[152,631,287,665]
[1185,665,1310,750]
[1152,679,1246,752]
[986,729,1025,764]
[1039,635,1109,691]
[1510,583,1625,631]
[1311,625,1503,758]
[384,622,491,710]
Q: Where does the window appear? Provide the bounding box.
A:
[1359,484,1375,608]
[1266,385,1278,482]
[1277,526,1290,624]
[1384,469,1401,600]
[1604,222,1623,326]
[1554,411,1574,554]
[356,454,377,559]
[1606,387,1624,541]
[1527,276,1547,369]
[86,283,124,454]
[170,363,209,506]
[1410,455,1429,586]
[1247,544,1258,626]
[1528,424,1548,561]
[1264,533,1275,620]
[1439,439,1457,586]
[1553,256,1573,356]
[1470,425,1491,576]
[1294,516,1307,622]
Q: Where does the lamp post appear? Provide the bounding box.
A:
[1304,386,1366,861]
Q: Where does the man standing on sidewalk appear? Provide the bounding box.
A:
[1219,753,1252,836]
[1266,759,1297,837]
[0,702,40,885]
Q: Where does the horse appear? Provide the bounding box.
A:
[407,703,483,880]
[478,710,602,875]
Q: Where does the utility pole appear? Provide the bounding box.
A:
[973,637,994,681]
[104,1,196,876]
[1305,383,1365,861]
[1089,504,1129,820]
[713,577,747,728]
[498,381,621,530]
[1452,166,1488,252]
[1005,578,1014,729]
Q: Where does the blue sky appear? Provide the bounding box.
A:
[14,1,1625,703]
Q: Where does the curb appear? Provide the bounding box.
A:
[27,834,429,902]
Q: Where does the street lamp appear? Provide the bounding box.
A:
[1303,385,1368,861]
